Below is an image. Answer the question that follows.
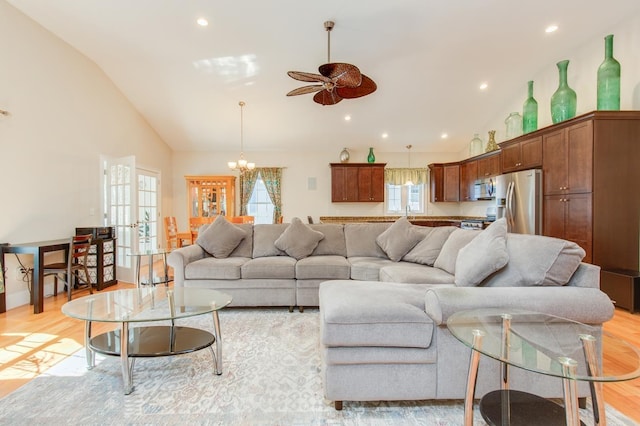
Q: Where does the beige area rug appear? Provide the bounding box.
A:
[0,309,635,425]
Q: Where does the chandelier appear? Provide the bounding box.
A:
[228,101,255,172]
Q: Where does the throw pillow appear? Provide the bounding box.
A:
[274,217,325,260]
[403,226,458,266]
[376,217,424,262]
[196,215,247,258]
[433,228,481,275]
[454,218,509,287]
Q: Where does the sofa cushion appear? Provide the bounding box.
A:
[274,217,325,260]
[380,262,456,285]
[455,218,509,287]
[433,229,481,275]
[348,257,396,281]
[310,224,347,257]
[185,256,249,280]
[403,226,458,266]
[196,215,247,258]
[376,217,424,262]
[320,280,434,348]
[481,233,586,287]
[295,255,350,280]
[345,223,391,258]
[241,256,296,279]
[252,224,288,258]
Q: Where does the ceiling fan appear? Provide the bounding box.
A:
[286,21,377,106]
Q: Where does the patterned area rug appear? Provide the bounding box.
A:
[0,309,635,425]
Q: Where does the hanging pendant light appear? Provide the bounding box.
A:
[404,144,414,186]
[228,101,255,172]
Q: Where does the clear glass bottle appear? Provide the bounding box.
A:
[597,34,621,111]
[522,80,538,133]
[505,112,523,139]
[367,147,375,163]
[550,60,577,123]
[469,134,483,157]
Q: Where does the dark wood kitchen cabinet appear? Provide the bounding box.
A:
[476,151,501,178]
[330,163,385,202]
[429,163,459,202]
[459,160,478,201]
[500,135,542,173]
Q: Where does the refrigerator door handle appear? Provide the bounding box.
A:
[506,181,515,231]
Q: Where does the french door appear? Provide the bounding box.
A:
[102,156,161,284]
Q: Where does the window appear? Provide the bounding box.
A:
[385,184,425,215]
[246,175,275,224]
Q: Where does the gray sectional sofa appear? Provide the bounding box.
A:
[167,215,615,410]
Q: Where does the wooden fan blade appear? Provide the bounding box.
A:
[287,71,330,83]
[313,89,343,105]
[336,75,377,99]
[319,63,362,88]
[286,85,324,96]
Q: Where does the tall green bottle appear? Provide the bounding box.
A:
[597,34,621,110]
[550,60,577,124]
[522,81,538,133]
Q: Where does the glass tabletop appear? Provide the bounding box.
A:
[62,287,232,323]
[447,308,640,383]
[127,248,172,257]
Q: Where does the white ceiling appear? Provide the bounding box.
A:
[8,0,640,154]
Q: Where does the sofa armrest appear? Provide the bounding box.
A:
[425,287,614,326]
[167,244,207,288]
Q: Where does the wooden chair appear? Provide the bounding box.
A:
[44,234,93,301]
[230,215,254,224]
[164,216,193,248]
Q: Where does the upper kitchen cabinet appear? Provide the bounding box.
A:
[476,151,501,178]
[499,135,542,173]
[429,163,459,202]
[330,163,385,202]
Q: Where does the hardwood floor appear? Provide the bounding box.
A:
[1,282,639,422]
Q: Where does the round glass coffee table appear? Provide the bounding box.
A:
[447,308,640,426]
[62,287,232,394]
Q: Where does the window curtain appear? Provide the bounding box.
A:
[239,169,259,216]
[384,168,428,185]
[259,167,283,224]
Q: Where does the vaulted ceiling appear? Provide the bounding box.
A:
[8,0,640,154]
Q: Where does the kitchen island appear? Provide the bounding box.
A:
[318,216,491,228]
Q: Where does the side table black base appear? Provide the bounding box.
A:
[480,390,586,426]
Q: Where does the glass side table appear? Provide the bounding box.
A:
[127,248,172,287]
[62,287,233,394]
[447,308,640,426]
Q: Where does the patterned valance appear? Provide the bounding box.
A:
[384,168,428,185]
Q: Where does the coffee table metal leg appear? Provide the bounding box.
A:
[560,357,580,426]
[212,310,223,375]
[120,321,133,394]
[85,319,95,369]
[464,329,485,426]
[581,334,606,426]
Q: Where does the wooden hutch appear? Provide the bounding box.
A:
[185,175,236,221]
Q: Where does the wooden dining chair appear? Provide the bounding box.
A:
[164,216,193,248]
[44,234,93,301]
[189,216,216,239]
[230,216,254,224]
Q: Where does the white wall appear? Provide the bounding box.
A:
[0,2,173,309]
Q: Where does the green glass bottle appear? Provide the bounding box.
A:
[597,34,621,111]
[367,147,375,163]
[522,80,538,133]
[550,60,577,123]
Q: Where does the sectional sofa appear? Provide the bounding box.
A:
[167,215,614,409]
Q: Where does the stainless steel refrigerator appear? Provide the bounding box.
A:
[495,169,542,235]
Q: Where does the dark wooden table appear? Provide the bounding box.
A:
[0,239,70,314]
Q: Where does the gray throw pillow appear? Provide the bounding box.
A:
[196,215,247,258]
[454,218,509,287]
[274,217,325,260]
[376,217,424,262]
[433,228,481,274]
[403,226,458,266]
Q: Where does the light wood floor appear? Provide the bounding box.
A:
[1,281,639,422]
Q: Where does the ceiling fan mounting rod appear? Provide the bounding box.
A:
[325,21,334,63]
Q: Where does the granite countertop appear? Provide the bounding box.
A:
[318,216,488,224]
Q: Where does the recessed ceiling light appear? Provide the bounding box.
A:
[381,133,389,139]
[344,115,351,121]
[441,133,448,139]
[545,24,558,33]
[479,82,488,90]
[197,18,209,27]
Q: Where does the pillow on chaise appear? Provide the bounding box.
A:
[433,228,481,274]
[196,215,247,258]
[274,217,325,260]
[454,218,509,287]
[403,226,458,266]
[376,217,424,262]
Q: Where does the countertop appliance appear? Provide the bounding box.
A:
[495,169,542,235]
